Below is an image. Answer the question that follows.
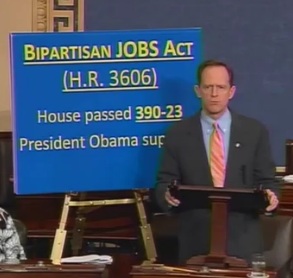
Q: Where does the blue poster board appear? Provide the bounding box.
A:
[10,28,202,194]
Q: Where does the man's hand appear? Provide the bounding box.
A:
[165,189,180,207]
[265,189,279,212]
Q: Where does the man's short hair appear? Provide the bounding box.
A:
[197,60,234,86]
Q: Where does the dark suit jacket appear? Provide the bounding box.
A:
[154,110,279,264]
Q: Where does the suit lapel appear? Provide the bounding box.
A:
[225,112,243,186]
[188,114,213,185]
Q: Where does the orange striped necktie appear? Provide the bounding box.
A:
[210,122,225,187]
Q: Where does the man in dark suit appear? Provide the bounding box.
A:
[154,59,279,265]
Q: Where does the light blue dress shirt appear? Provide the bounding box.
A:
[200,109,232,164]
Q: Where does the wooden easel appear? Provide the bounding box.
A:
[50,190,157,265]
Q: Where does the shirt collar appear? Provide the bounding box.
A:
[200,109,231,133]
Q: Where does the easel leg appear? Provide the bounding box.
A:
[133,191,157,264]
[50,194,71,265]
[71,193,87,256]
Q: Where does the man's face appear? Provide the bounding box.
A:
[195,65,236,118]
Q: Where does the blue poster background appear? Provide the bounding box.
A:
[10,28,202,195]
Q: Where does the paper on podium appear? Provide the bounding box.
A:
[61,254,113,264]
[283,175,293,183]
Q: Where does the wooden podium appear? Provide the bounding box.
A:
[170,184,268,268]
[130,184,270,277]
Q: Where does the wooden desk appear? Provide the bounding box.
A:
[130,265,277,278]
[0,262,106,278]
